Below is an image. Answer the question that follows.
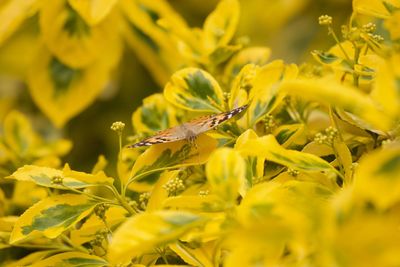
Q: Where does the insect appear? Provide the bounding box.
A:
[128,104,248,148]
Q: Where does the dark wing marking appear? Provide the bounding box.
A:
[183,104,248,134]
[127,126,185,148]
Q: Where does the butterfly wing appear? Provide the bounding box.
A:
[182,104,248,135]
[128,125,187,148]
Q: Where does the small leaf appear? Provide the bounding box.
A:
[237,134,340,177]
[206,147,246,203]
[353,0,400,18]
[132,93,180,134]
[224,47,271,85]
[164,68,225,112]
[311,50,341,65]
[127,134,218,185]
[208,44,242,66]
[10,194,95,243]
[273,123,306,148]
[7,164,113,189]
[108,211,206,264]
[203,0,240,52]
[31,252,108,267]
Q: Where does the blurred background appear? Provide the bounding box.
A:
[0,0,352,172]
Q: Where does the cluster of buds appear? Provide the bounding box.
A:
[51,175,63,185]
[263,114,276,132]
[139,192,150,209]
[314,126,338,145]
[90,229,109,248]
[110,121,125,133]
[287,168,300,177]
[163,177,185,196]
[198,190,209,196]
[318,15,332,26]
[94,204,109,220]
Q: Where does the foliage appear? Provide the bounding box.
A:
[1,0,400,266]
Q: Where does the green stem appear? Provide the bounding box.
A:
[60,234,89,253]
[328,26,352,64]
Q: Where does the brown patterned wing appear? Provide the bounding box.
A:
[128,125,187,148]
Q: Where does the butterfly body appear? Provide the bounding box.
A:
[129,104,248,148]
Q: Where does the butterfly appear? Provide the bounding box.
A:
[128,104,248,148]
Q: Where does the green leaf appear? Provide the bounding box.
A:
[108,211,206,264]
[127,134,218,185]
[132,93,180,134]
[10,194,95,243]
[164,68,225,112]
[31,252,108,267]
[7,164,113,189]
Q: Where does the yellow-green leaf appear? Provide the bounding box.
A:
[203,0,240,53]
[108,211,206,264]
[3,110,39,157]
[164,68,225,112]
[273,123,306,148]
[6,251,56,267]
[169,241,215,267]
[237,134,340,177]
[0,0,40,46]
[206,147,246,203]
[353,0,400,18]
[132,93,180,134]
[40,0,121,68]
[10,194,95,244]
[127,134,217,185]
[7,164,113,189]
[27,48,113,127]
[147,170,179,211]
[371,53,400,120]
[354,144,400,210]
[68,0,118,25]
[31,252,108,267]
[279,78,393,131]
[247,60,298,127]
[163,195,223,212]
[224,47,271,85]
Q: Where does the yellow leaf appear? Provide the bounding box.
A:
[3,110,39,157]
[0,0,40,46]
[279,78,393,131]
[40,0,121,68]
[91,154,108,174]
[164,68,225,112]
[273,123,306,148]
[223,47,271,85]
[120,0,191,86]
[31,252,108,267]
[203,0,240,53]
[247,60,298,126]
[206,147,246,203]
[163,195,223,212]
[68,0,118,25]
[385,10,400,40]
[371,53,400,120]
[132,94,180,134]
[7,164,113,189]
[353,0,400,18]
[108,211,206,264]
[237,134,340,177]
[127,134,217,185]
[12,181,48,207]
[170,241,215,267]
[228,63,258,110]
[6,251,56,267]
[27,47,112,127]
[354,144,400,210]
[333,139,353,184]
[10,194,95,244]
